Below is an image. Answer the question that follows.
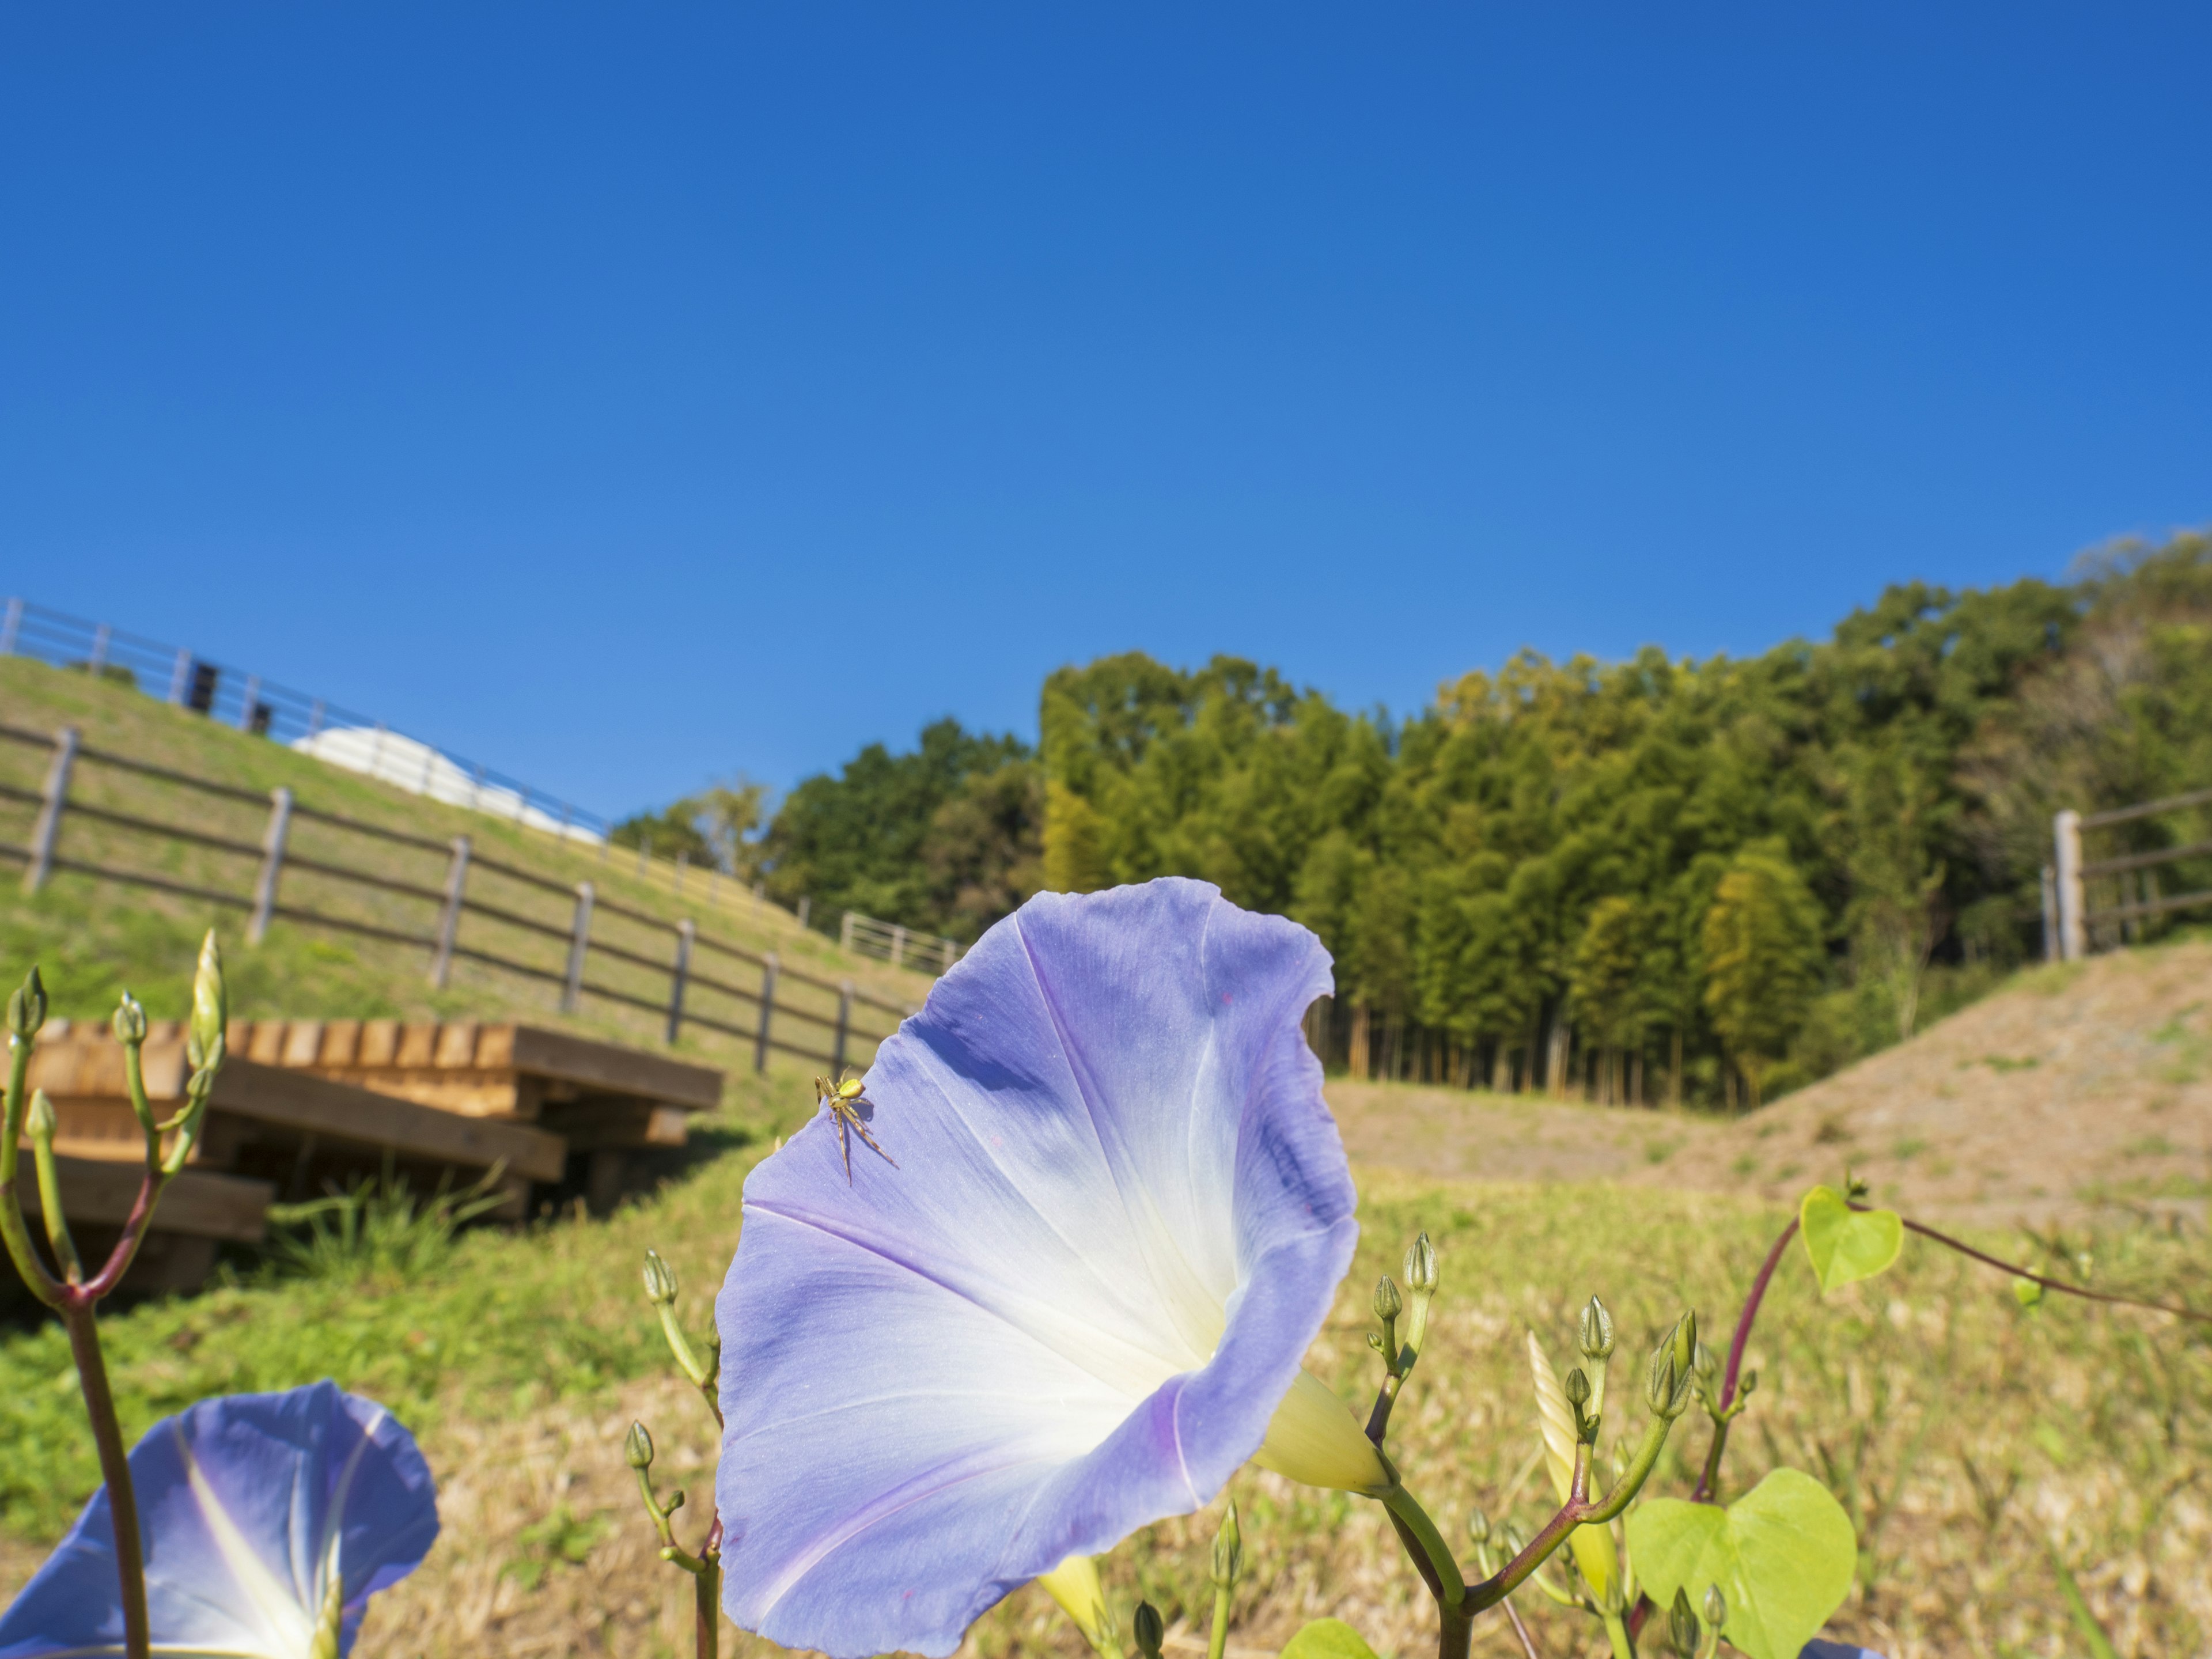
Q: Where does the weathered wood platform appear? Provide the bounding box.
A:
[16,1019,729,1287]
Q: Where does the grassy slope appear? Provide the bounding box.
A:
[0,658,2205,1655]
[0,656,934,1077]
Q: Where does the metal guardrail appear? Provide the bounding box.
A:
[0,595,610,843]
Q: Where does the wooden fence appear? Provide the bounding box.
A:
[0,721,918,1074]
[2050,787,2212,960]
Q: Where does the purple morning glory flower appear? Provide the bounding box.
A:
[0,1381,438,1658]
[715,878,1376,1659]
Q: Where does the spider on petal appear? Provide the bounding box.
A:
[813,1070,897,1183]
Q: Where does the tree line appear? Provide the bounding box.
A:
[639,533,2212,1109]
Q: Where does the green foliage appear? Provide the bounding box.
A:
[1798,1186,1904,1291]
[762,718,1037,941]
[1701,846,1826,1107]
[1278,1618,1380,1659]
[505,1502,612,1590]
[1626,1468,1857,1659]
[262,1164,512,1283]
[611,777,768,877]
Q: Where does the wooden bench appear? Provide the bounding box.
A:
[223,1018,724,1210]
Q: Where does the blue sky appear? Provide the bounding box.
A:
[3,5,2207,817]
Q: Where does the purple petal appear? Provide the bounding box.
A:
[715,878,1357,1659]
[0,1380,438,1658]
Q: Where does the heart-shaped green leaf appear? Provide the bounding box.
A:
[1625,1468,1857,1659]
[1279,1618,1380,1659]
[1799,1184,1903,1291]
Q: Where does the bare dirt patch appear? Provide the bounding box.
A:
[1331,938,2212,1232]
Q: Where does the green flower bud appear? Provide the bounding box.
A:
[1210,1499,1243,1588]
[1667,1588,1700,1658]
[1673,1310,1698,1378]
[7,967,46,1041]
[1132,1601,1165,1659]
[1577,1295,1615,1360]
[624,1421,654,1469]
[187,933,227,1071]
[112,990,147,1046]
[643,1248,679,1305]
[1702,1584,1728,1631]
[1645,1344,1676,1415]
[26,1089,56,1142]
[2014,1277,2045,1309]
[1564,1367,1591,1409]
[1403,1232,1438,1294]
[1465,1506,1490,1545]
[1738,1369,1759,1399]
[1372,1275,1403,1324]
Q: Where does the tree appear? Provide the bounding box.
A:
[1569,896,1643,1104]
[1700,846,1826,1109]
[922,762,1044,941]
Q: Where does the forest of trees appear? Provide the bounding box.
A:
[694,533,2212,1109]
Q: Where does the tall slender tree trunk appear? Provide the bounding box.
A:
[1350,1003,1370,1080]
[1669,1028,1683,1108]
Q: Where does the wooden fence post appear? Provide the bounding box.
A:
[665,920,695,1046]
[840,911,855,952]
[248,787,295,945]
[430,835,472,988]
[797,895,811,929]
[2040,864,2059,963]
[22,726,79,895]
[890,923,907,969]
[0,597,20,656]
[832,979,854,1075]
[237,674,260,733]
[754,953,779,1073]
[166,648,191,704]
[561,882,595,1013]
[2054,809,2086,961]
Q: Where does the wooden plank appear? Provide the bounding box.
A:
[19,1156,272,1243]
[359,1020,400,1066]
[210,1059,566,1181]
[282,1021,324,1067]
[395,1023,438,1067]
[319,1019,361,1065]
[434,1020,479,1067]
[302,1068,533,1119]
[506,1025,722,1110]
[247,1021,286,1066]
[540,1099,692,1150]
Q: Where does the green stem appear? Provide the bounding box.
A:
[1603,1610,1634,1659]
[1207,1584,1231,1659]
[31,1100,84,1283]
[1382,1483,1468,1606]
[695,1549,721,1659]
[1,1038,63,1306]
[63,1302,149,1659]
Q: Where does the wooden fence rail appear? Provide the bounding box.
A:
[2051,789,2212,960]
[1,721,918,1074]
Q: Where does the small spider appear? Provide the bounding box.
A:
[813,1070,897,1184]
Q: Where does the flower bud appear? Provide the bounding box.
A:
[1210,1500,1243,1588]
[7,967,46,1041]
[1702,1584,1728,1631]
[624,1421,654,1469]
[1667,1588,1699,1658]
[112,991,147,1046]
[1564,1367,1591,1409]
[1577,1295,1615,1360]
[1132,1601,1165,1659]
[1403,1232,1438,1295]
[1645,1345,1676,1415]
[1738,1368,1758,1399]
[26,1089,55,1142]
[1465,1506,1490,1545]
[187,931,227,1071]
[1673,1310,1698,1378]
[1372,1275,1403,1324]
[643,1249,679,1305]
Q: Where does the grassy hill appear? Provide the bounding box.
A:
[0,656,2206,1657]
[0,654,936,1108]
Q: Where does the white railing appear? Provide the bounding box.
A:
[840,910,963,974]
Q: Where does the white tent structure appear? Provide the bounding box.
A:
[291,726,603,844]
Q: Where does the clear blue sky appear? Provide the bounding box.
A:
[4,5,2207,818]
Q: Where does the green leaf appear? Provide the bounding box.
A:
[1625,1468,1857,1659]
[1279,1618,1381,1659]
[1799,1184,1903,1291]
